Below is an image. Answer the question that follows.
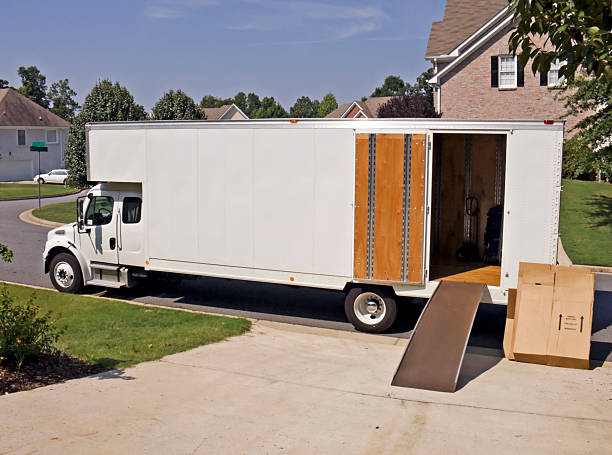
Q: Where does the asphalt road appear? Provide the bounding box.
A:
[1,193,611,361]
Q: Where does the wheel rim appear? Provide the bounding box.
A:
[354,292,386,326]
[54,261,75,288]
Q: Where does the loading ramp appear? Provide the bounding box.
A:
[392,280,486,392]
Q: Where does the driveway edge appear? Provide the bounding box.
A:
[19,208,63,228]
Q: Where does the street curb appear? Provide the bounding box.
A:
[0,187,83,202]
[19,208,64,228]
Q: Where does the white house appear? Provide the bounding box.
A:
[0,88,70,181]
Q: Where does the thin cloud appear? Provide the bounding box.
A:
[145,0,218,19]
[229,0,386,41]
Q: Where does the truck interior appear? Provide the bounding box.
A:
[429,133,506,286]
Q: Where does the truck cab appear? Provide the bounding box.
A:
[44,182,144,293]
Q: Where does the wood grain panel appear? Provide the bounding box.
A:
[407,134,426,283]
[373,134,405,281]
[353,134,369,278]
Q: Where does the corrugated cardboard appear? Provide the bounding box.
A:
[547,266,594,369]
[502,288,517,360]
[510,262,594,369]
[512,263,555,365]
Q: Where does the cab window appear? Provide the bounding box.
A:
[85,196,114,225]
[122,197,142,224]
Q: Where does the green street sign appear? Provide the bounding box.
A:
[30,141,48,152]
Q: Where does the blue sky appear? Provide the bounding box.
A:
[1,0,446,111]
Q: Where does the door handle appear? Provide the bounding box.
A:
[110,238,116,250]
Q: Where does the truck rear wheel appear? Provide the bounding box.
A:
[344,286,397,333]
[49,253,83,293]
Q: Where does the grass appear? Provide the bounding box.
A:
[32,201,77,224]
[0,183,79,200]
[560,178,612,266]
[2,282,251,370]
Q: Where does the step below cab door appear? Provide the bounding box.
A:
[353,133,428,284]
[78,191,119,265]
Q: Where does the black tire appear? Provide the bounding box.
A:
[38,177,45,184]
[344,286,397,333]
[49,253,83,293]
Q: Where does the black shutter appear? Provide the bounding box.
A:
[517,63,525,87]
[491,56,499,88]
[540,70,548,86]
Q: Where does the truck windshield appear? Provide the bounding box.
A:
[85,196,114,225]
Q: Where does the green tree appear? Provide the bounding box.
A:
[17,66,49,108]
[64,80,146,187]
[290,96,320,118]
[509,0,612,81]
[246,92,261,116]
[317,93,338,117]
[233,92,247,113]
[152,89,204,120]
[563,76,612,178]
[371,75,406,97]
[0,79,8,89]
[377,94,440,118]
[251,96,288,119]
[47,79,79,121]
[199,95,233,109]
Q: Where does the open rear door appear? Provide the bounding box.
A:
[354,133,427,284]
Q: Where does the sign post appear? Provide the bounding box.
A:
[30,141,48,209]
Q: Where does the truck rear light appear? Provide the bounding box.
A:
[544,120,554,125]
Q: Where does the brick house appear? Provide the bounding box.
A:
[426,0,577,132]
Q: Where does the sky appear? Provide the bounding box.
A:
[1,0,446,111]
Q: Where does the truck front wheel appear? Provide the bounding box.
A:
[49,253,83,293]
[344,286,397,333]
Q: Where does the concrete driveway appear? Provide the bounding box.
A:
[1,321,611,454]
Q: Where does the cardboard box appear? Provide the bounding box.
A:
[547,266,594,369]
[509,262,594,369]
[502,288,517,360]
[512,263,555,365]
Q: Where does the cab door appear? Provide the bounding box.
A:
[78,192,119,265]
[117,193,144,266]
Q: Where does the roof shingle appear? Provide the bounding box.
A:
[0,88,70,128]
[425,0,509,57]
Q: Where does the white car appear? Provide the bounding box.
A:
[33,169,69,184]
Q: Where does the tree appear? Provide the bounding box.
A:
[371,75,406,97]
[233,92,247,113]
[251,96,288,119]
[509,0,612,81]
[17,66,49,108]
[290,96,320,118]
[0,79,8,89]
[65,80,146,187]
[563,76,612,178]
[377,94,440,118]
[317,93,338,117]
[199,95,233,108]
[152,89,204,120]
[47,79,79,121]
[246,92,261,116]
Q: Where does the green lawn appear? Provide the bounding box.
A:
[560,179,612,266]
[32,201,76,224]
[0,183,79,200]
[2,283,251,370]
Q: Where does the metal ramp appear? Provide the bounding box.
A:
[392,280,485,392]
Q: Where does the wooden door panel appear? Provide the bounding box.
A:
[373,134,405,281]
[407,134,426,282]
[353,134,369,279]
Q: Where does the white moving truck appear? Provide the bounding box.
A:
[43,119,563,332]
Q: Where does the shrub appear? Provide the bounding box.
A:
[0,285,63,369]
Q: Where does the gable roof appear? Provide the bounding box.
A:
[325,96,394,118]
[0,88,70,128]
[202,103,249,120]
[425,0,509,58]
